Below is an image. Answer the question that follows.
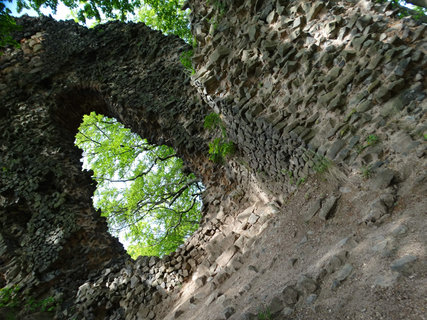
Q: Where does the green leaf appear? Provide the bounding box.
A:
[75,112,203,257]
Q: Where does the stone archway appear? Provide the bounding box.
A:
[0,16,217,317]
[1,0,427,319]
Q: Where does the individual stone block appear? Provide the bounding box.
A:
[351,35,368,50]
[318,195,339,220]
[282,285,299,305]
[268,296,284,314]
[324,255,342,274]
[304,199,321,222]
[293,16,306,29]
[307,2,325,21]
[326,140,345,160]
[370,168,395,190]
[363,199,388,224]
[248,213,259,224]
[390,255,418,276]
[331,263,353,290]
[296,275,317,294]
[209,46,231,64]
[216,246,238,268]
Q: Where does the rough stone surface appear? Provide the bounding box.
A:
[282,285,299,306]
[318,196,339,220]
[0,0,426,319]
[390,255,418,276]
[296,275,317,295]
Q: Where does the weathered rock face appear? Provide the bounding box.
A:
[0,0,426,319]
[190,0,426,198]
[0,16,216,318]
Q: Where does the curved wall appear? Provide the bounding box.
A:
[0,0,426,319]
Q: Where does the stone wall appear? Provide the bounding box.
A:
[0,0,426,319]
[190,0,426,197]
[0,16,217,318]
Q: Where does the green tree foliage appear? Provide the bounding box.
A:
[12,0,137,22]
[0,1,20,49]
[137,0,191,42]
[75,112,203,257]
[1,0,191,41]
[377,0,427,20]
[2,0,426,48]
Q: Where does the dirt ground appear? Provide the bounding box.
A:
[158,159,427,320]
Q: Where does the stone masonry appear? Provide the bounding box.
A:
[0,0,426,319]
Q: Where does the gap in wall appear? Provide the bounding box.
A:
[74,111,204,258]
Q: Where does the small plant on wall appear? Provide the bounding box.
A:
[180,37,197,75]
[204,112,234,163]
[257,306,272,320]
[357,134,379,154]
[360,165,373,179]
[0,286,20,309]
[0,285,60,316]
[180,49,195,75]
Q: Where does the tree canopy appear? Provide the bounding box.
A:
[1,0,191,46]
[75,112,203,257]
[2,0,427,49]
[1,1,21,48]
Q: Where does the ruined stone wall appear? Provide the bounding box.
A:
[190,0,426,198]
[0,16,218,318]
[0,0,426,319]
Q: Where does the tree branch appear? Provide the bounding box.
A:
[406,0,427,9]
[94,162,156,183]
[155,153,177,161]
[126,195,200,248]
[77,132,102,146]
[93,121,112,140]
[392,1,427,22]
[168,178,198,206]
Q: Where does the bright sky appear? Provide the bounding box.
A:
[4,0,138,26]
[5,0,73,20]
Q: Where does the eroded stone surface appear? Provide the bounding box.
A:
[0,0,426,319]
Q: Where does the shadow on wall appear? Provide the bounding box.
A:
[191,0,426,199]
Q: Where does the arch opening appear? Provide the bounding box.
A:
[75,111,204,258]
